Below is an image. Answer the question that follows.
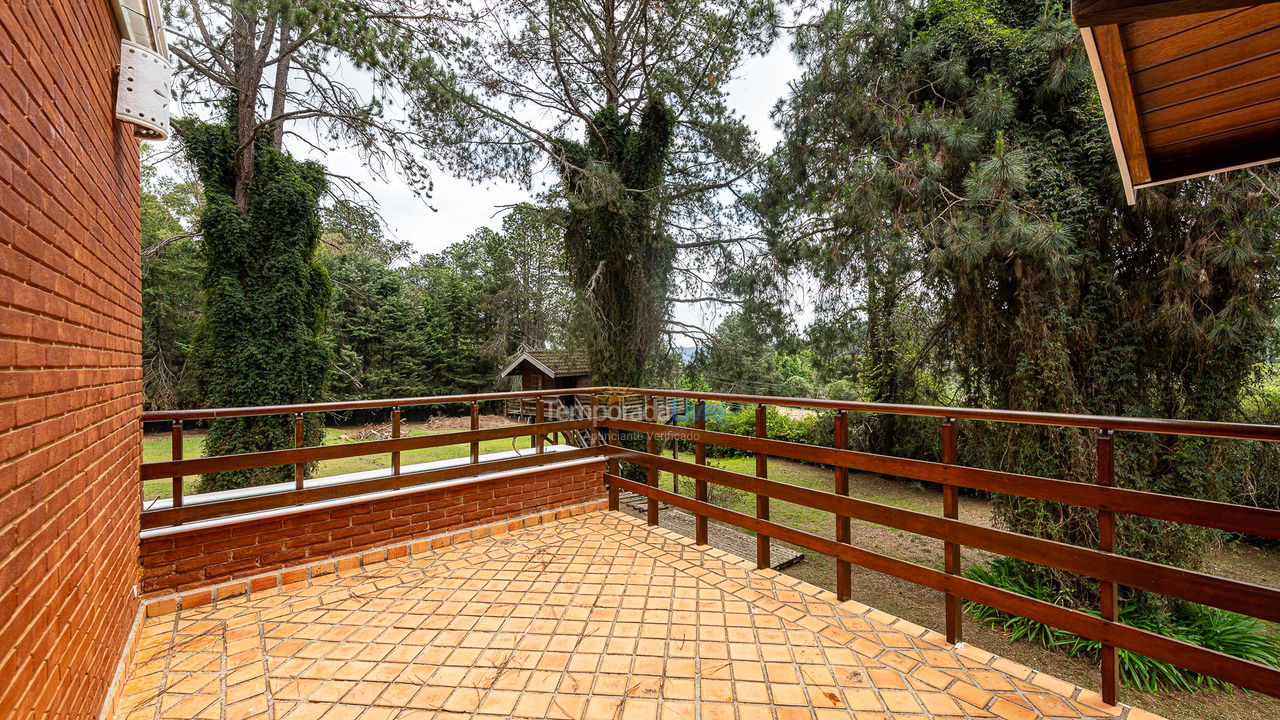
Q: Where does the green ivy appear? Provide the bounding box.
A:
[175,115,332,492]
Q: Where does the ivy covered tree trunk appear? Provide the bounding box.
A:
[557,99,676,386]
[177,117,331,492]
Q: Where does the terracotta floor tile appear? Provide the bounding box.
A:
[108,513,1160,720]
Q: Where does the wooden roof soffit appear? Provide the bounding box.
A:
[1073,0,1257,26]
[1073,0,1280,203]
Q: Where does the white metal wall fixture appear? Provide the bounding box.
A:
[115,40,171,141]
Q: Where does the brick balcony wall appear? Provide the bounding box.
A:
[0,2,143,718]
[139,460,606,596]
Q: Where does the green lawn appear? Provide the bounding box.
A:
[142,425,535,501]
[648,453,942,536]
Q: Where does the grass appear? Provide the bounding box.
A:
[141,425,534,501]
[648,453,942,536]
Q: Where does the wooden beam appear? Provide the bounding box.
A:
[1073,0,1259,28]
[1082,27,1140,203]
[1095,25,1153,188]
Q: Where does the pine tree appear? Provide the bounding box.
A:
[766,0,1280,599]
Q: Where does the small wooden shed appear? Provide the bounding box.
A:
[499,348,593,422]
[499,348,593,391]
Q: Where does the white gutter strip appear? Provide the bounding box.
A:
[140,445,596,539]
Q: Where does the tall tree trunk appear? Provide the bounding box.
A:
[230,6,262,212]
[270,21,292,151]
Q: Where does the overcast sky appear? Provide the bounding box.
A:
[332,39,800,260]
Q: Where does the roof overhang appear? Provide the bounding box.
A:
[499,353,558,379]
[1073,0,1280,203]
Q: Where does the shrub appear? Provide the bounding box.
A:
[965,558,1280,693]
[683,403,827,457]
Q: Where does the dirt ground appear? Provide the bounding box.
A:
[418,413,522,431]
[325,414,521,442]
[743,468,1280,720]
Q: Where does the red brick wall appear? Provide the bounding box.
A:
[0,1,143,718]
[140,461,606,596]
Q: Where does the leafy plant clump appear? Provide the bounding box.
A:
[965,558,1280,693]
[176,116,332,492]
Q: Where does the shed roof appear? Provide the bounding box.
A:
[1073,0,1280,202]
[499,349,592,379]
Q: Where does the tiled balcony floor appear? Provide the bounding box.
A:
[110,512,1145,720]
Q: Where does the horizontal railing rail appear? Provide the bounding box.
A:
[615,387,1280,441]
[141,387,605,519]
[143,386,1280,441]
[138,386,1280,703]
[603,418,1280,540]
[141,387,592,422]
[141,420,591,480]
[590,389,1280,705]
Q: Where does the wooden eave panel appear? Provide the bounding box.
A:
[1093,25,1154,184]
[1149,114,1280,154]
[1073,0,1259,27]
[1122,4,1280,71]
[1137,52,1280,111]
[1141,75,1280,132]
[1120,7,1244,46]
[1128,23,1280,92]
[1078,2,1280,196]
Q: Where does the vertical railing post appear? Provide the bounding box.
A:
[294,412,305,491]
[607,395,620,511]
[391,407,402,478]
[834,411,850,601]
[1097,428,1118,706]
[646,395,659,526]
[671,398,680,497]
[694,399,708,545]
[534,397,545,454]
[590,394,600,447]
[941,418,961,644]
[470,402,480,463]
[170,420,183,508]
[755,404,770,570]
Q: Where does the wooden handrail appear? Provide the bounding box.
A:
[602,418,1280,539]
[140,387,598,421]
[138,387,1280,701]
[142,420,590,480]
[613,387,1280,441]
[144,385,1280,442]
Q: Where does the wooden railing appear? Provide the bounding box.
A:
[595,388,1280,704]
[139,386,1280,703]
[140,388,601,530]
